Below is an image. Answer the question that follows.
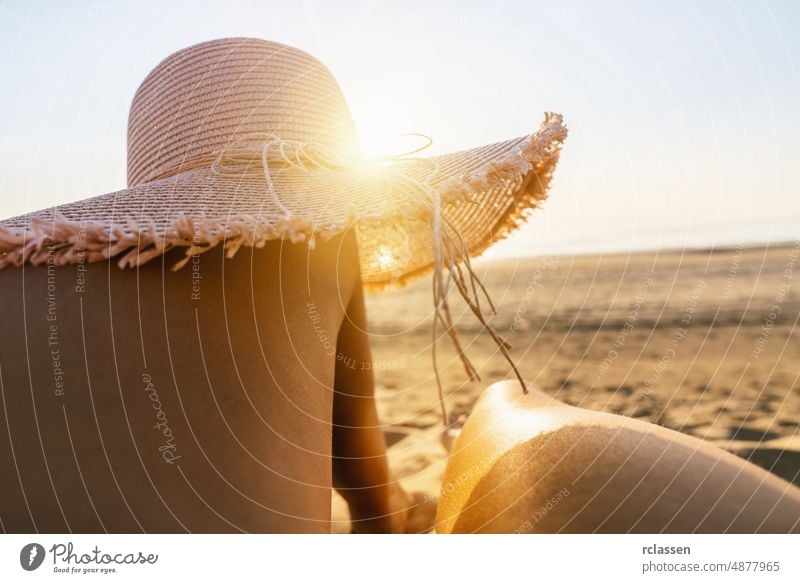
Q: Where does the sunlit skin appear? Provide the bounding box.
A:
[437,381,800,533]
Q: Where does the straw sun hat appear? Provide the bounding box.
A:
[0,37,566,400]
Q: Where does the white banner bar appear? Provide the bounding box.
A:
[0,534,797,582]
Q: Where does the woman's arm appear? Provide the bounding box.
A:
[331,282,410,533]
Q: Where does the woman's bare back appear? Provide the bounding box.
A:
[0,233,361,532]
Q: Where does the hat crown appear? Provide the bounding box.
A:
[127,38,357,186]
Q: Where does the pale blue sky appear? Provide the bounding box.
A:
[0,0,798,257]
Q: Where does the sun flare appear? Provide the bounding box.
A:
[376,245,396,270]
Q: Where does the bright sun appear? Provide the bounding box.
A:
[350,98,430,160]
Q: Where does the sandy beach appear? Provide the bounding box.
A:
[332,242,800,532]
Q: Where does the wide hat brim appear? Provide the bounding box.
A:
[0,113,566,289]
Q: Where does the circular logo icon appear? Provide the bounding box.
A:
[19,543,46,571]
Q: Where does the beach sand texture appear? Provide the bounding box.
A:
[332,243,800,532]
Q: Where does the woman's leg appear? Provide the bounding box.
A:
[437,381,800,533]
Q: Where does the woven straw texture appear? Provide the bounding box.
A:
[0,37,567,289]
